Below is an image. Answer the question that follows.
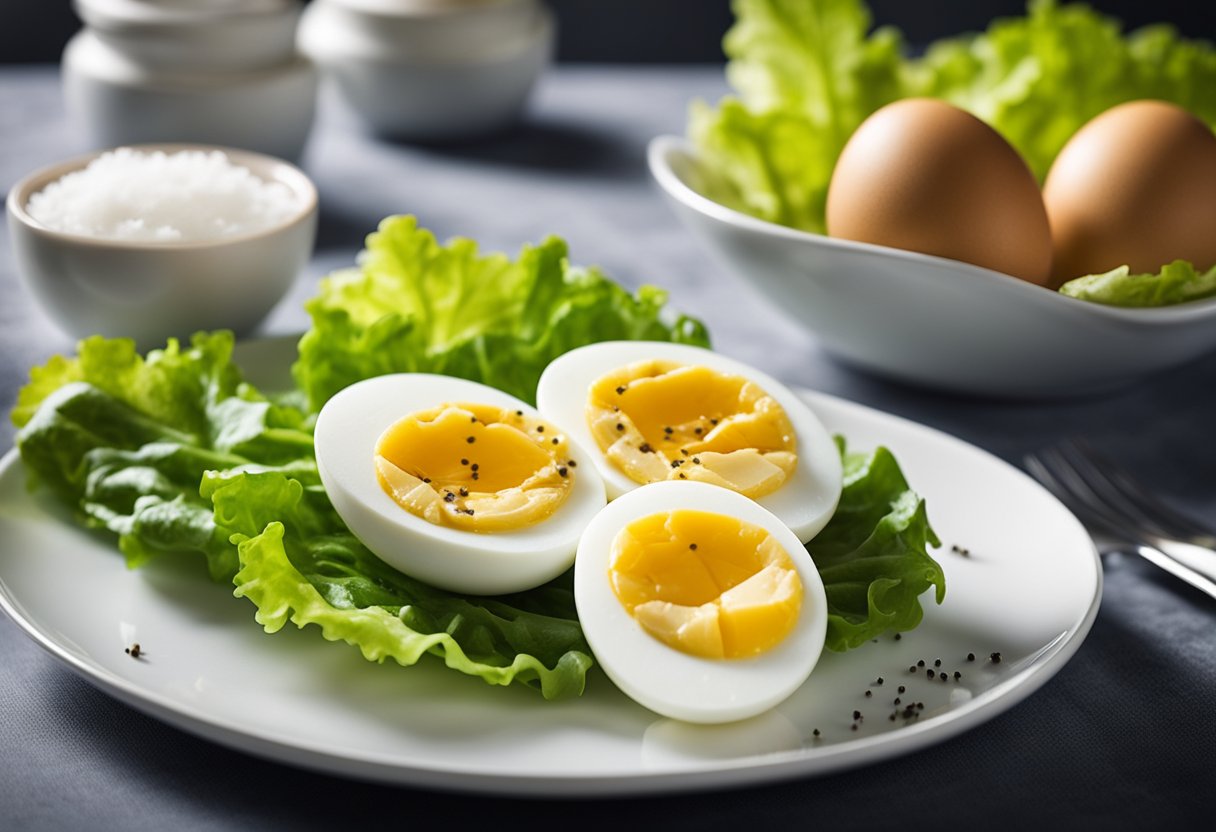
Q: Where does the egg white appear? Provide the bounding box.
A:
[536,341,843,542]
[575,481,828,724]
[314,374,606,595]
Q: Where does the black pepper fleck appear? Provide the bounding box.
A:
[876,677,884,685]
[616,386,627,395]
[967,652,976,662]
[864,690,872,698]
[466,436,475,444]
[939,672,948,681]
[927,669,935,679]
[616,423,624,432]
[917,660,925,667]
[954,671,962,680]
[689,544,698,551]
[460,458,469,466]
[537,426,545,433]
[894,633,902,641]
[898,685,906,694]
[639,443,653,454]
[990,652,1002,664]
[558,467,568,478]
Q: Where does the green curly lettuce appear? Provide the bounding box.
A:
[12,332,314,580]
[689,0,907,233]
[206,469,592,700]
[692,0,1216,232]
[1058,260,1216,307]
[813,441,945,651]
[294,215,710,412]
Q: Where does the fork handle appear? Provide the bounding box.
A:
[1129,544,1216,601]
[1152,539,1216,583]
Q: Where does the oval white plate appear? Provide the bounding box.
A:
[649,135,1216,398]
[0,338,1100,796]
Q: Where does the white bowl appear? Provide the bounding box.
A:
[72,0,302,73]
[6,144,318,350]
[649,136,1216,398]
[299,0,553,140]
[62,30,317,162]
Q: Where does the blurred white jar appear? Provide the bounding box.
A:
[299,0,554,140]
[63,0,318,161]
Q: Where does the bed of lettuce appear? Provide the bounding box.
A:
[10,216,945,701]
[690,0,1216,307]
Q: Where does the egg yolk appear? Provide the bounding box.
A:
[609,509,803,659]
[374,403,574,532]
[586,361,797,498]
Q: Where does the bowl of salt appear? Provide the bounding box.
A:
[6,144,317,348]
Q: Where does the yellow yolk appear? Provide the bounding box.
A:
[585,361,797,498]
[608,510,803,659]
[374,402,574,532]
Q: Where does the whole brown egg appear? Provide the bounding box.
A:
[1043,100,1216,287]
[826,98,1053,285]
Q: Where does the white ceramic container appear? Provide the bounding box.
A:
[649,136,1216,398]
[63,0,317,161]
[6,144,318,349]
[299,0,554,140]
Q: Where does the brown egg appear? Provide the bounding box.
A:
[1043,100,1216,287]
[826,98,1053,285]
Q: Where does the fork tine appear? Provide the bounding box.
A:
[1064,439,1216,541]
[1024,451,1132,540]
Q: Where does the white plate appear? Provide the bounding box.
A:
[0,337,1101,796]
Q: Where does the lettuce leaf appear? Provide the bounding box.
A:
[294,215,710,412]
[692,0,1216,231]
[206,469,592,700]
[689,0,906,233]
[12,332,314,580]
[1058,260,1216,307]
[812,441,944,651]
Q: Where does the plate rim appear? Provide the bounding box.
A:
[0,344,1103,797]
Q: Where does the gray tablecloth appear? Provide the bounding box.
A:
[1,65,1212,829]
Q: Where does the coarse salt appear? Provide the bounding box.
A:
[26,148,301,243]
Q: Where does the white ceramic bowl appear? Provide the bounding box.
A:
[649,136,1216,398]
[299,0,553,140]
[72,0,302,73]
[6,144,318,349]
[62,31,317,162]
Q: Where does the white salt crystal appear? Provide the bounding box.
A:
[26,148,301,243]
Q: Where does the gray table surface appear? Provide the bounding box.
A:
[2,65,1213,830]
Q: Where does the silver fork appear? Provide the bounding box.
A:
[1025,439,1216,599]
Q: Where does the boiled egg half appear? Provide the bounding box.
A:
[314,374,606,595]
[536,341,842,542]
[575,481,828,723]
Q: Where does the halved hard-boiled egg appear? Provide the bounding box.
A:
[536,341,842,542]
[314,374,606,595]
[575,481,828,723]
